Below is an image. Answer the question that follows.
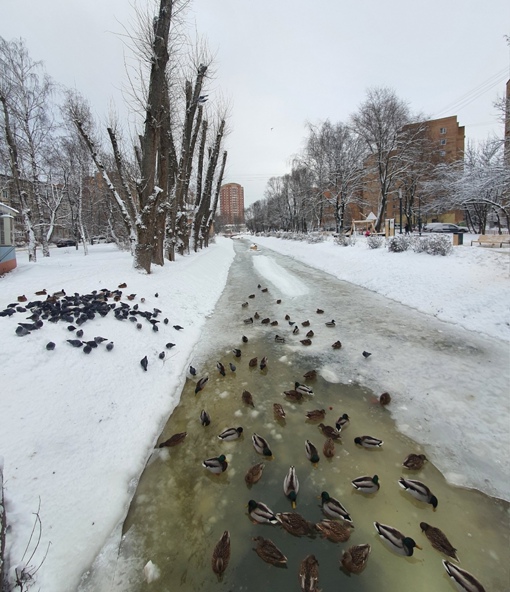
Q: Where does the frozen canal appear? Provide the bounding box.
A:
[80,238,509,591]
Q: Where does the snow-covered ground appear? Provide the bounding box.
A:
[0,234,508,591]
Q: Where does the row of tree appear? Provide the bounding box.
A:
[0,0,229,273]
[246,87,510,235]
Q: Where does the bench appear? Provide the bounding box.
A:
[471,235,510,247]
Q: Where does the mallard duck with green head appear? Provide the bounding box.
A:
[354,435,383,448]
[341,544,371,574]
[420,522,458,560]
[252,433,273,457]
[352,474,380,493]
[202,454,228,474]
[248,500,278,524]
[305,440,320,465]
[320,491,352,523]
[374,522,421,556]
[398,477,438,509]
[335,413,350,431]
[218,427,243,441]
[283,466,299,508]
[295,382,313,395]
[252,536,287,566]
[211,530,230,578]
[443,560,486,592]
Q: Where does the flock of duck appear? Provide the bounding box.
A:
[157,284,486,592]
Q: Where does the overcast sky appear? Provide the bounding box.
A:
[2,0,509,206]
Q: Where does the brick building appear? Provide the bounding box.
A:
[220,183,245,225]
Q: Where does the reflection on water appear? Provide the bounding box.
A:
[114,338,509,592]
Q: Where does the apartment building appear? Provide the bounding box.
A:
[220,183,245,225]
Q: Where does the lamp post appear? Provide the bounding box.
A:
[418,195,422,236]
[398,189,403,234]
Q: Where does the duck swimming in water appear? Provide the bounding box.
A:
[341,544,371,574]
[398,478,438,509]
[252,433,272,457]
[283,466,299,508]
[374,522,421,556]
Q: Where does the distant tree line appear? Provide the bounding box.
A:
[246,87,510,235]
[0,0,229,272]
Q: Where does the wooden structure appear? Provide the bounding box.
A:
[471,235,510,248]
[0,202,18,274]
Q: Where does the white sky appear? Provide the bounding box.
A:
[2,0,510,205]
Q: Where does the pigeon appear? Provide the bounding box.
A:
[189,365,197,376]
[173,325,184,331]
[137,323,142,330]
[163,318,169,324]
[362,351,372,358]
[140,356,148,371]
[94,336,108,344]
[83,345,92,354]
[67,339,83,347]
[166,342,176,349]
[152,324,159,332]
[159,352,165,360]
[46,342,56,351]
[67,325,76,332]
[106,342,114,351]
[154,293,159,297]
[229,362,236,372]
[76,329,84,338]
[15,326,31,336]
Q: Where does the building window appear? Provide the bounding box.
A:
[440,139,447,145]
[439,150,446,156]
[440,127,446,134]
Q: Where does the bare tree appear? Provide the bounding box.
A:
[350,87,411,231]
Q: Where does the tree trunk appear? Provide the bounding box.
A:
[205,149,227,246]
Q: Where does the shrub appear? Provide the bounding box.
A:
[334,234,355,246]
[387,234,411,252]
[412,234,452,256]
[366,235,384,249]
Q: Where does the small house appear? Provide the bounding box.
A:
[0,202,18,274]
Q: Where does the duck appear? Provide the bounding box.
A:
[335,413,350,430]
[283,466,299,508]
[320,491,352,523]
[398,478,438,509]
[318,423,341,440]
[354,435,383,448]
[420,522,459,561]
[293,326,300,335]
[299,554,320,592]
[241,302,249,308]
[316,519,352,543]
[243,317,253,324]
[295,382,313,395]
[216,361,226,376]
[242,390,255,407]
[285,314,291,321]
[261,317,270,324]
[252,536,287,566]
[273,403,286,420]
[277,512,316,537]
[232,348,242,357]
[276,299,282,304]
[316,308,324,314]
[301,320,310,327]
[242,335,248,343]
[300,339,312,346]
[200,410,211,426]
[248,500,278,524]
[261,287,269,293]
[379,391,391,405]
[158,431,187,447]
[305,440,320,465]
[254,311,260,319]
[211,530,230,578]
[306,330,314,338]
[245,462,265,486]
[259,356,268,370]
[248,294,255,299]
[306,409,325,421]
[352,474,380,493]
[218,427,243,441]
[275,335,286,343]
[325,319,336,327]
[270,320,278,326]
[332,340,342,349]
[284,389,303,402]
[195,376,209,394]
[252,433,272,457]
[303,369,316,379]
[202,455,228,474]
[249,357,258,367]
[443,560,486,592]
[374,522,421,556]
[403,453,427,470]
[323,438,335,458]
[341,544,371,574]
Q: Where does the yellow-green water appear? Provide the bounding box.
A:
[115,340,509,592]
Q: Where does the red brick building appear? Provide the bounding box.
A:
[220,183,245,225]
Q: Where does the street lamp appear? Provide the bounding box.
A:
[398,189,403,234]
[418,195,422,236]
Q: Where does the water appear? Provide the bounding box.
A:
[82,239,509,591]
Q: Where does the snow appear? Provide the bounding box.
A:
[0,233,508,591]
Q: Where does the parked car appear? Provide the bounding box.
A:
[91,235,109,244]
[56,238,77,247]
[423,223,468,233]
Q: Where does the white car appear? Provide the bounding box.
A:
[423,223,468,233]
